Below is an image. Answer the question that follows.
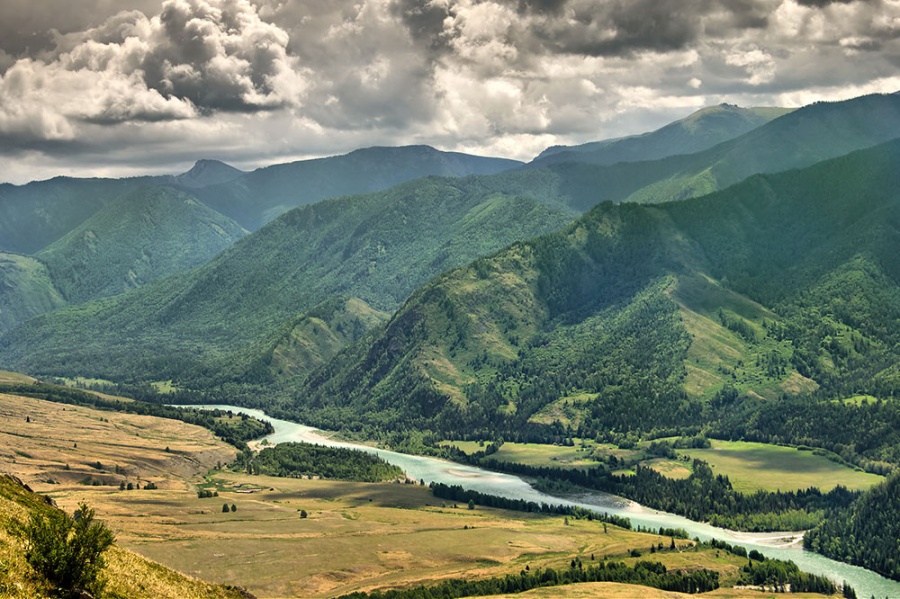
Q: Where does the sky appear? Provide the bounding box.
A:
[0,0,898,184]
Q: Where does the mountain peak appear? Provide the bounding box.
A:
[174,159,245,188]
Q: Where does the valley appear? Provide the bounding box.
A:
[1,388,854,599]
[1,89,900,598]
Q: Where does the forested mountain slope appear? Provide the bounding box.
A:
[0,177,577,384]
[533,104,791,166]
[290,138,900,442]
[0,177,154,254]
[35,186,247,305]
[805,473,900,580]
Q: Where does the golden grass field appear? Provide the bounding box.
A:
[0,393,237,492]
[0,390,841,599]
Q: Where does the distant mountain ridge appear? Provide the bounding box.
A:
[171,159,245,188]
[489,93,900,212]
[0,145,523,255]
[533,104,792,166]
[190,145,524,230]
[0,177,577,383]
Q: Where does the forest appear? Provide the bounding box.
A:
[246,442,405,482]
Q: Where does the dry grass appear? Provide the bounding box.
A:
[96,471,763,599]
[480,582,839,598]
[0,391,843,599]
[0,474,247,599]
[0,393,237,492]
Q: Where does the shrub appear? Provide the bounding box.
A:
[16,503,115,598]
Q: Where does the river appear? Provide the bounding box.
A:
[191,405,900,598]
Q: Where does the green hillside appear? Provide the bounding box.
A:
[289,138,900,452]
[0,178,576,384]
[35,186,247,304]
[0,254,65,334]
[534,104,791,166]
[191,145,524,230]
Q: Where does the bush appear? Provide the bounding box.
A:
[16,503,115,598]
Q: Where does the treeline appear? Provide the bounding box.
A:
[710,392,900,475]
[248,442,404,482]
[1,382,273,450]
[429,482,633,530]
[804,473,900,581]
[336,559,721,599]
[448,451,859,532]
[703,538,841,595]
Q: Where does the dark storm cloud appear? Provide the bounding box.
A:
[796,0,862,6]
[390,0,454,53]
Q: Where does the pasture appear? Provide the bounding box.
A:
[678,440,882,493]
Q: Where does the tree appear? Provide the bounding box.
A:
[230,504,237,512]
[467,499,475,510]
[17,503,115,598]
[222,503,230,513]
[300,510,308,519]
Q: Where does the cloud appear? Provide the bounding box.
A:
[0,0,307,144]
[1,0,899,183]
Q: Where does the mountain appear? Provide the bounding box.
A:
[491,93,900,212]
[0,177,152,254]
[0,176,577,384]
[288,138,900,437]
[533,104,791,166]
[171,159,245,188]
[0,147,519,256]
[34,186,246,304]
[190,145,524,230]
[0,253,65,333]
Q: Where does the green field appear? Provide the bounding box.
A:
[443,440,603,469]
[679,440,883,493]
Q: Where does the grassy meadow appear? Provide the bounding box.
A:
[97,471,760,598]
[677,440,882,493]
[443,436,882,495]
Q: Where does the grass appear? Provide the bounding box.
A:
[0,474,247,599]
[678,440,883,493]
[0,391,847,599]
[95,472,752,599]
[0,370,35,384]
[480,582,839,598]
[0,392,236,492]
[442,439,602,469]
